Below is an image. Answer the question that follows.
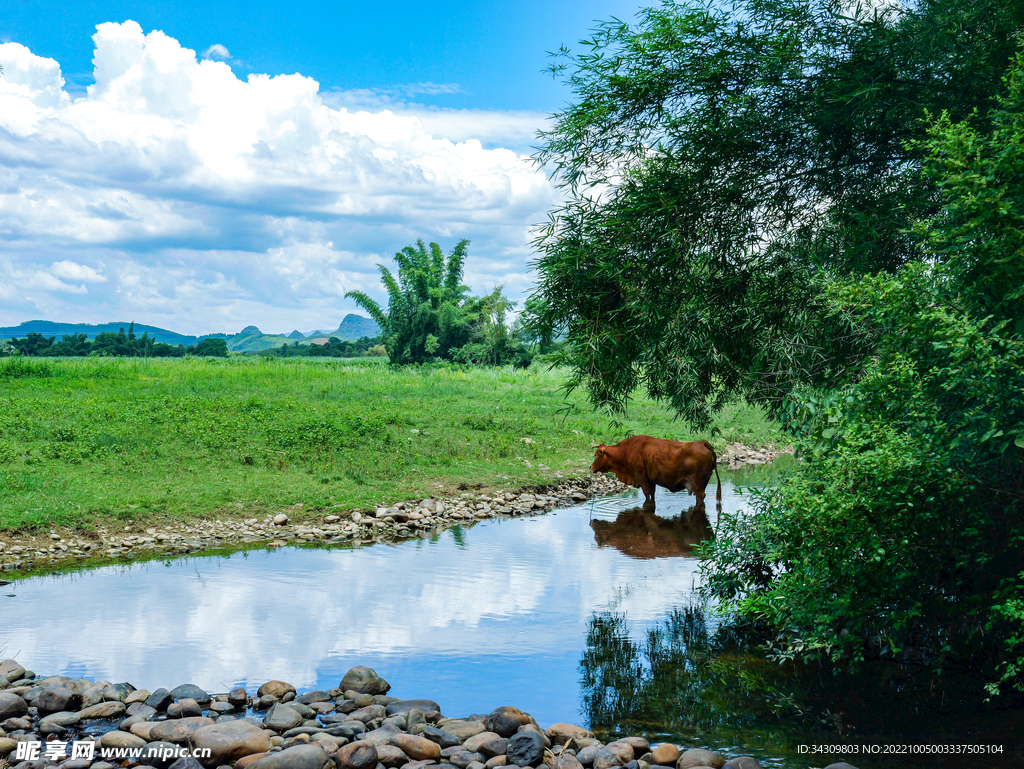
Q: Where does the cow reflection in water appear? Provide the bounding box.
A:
[590,505,714,559]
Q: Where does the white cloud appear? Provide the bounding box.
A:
[50,260,107,283]
[202,43,231,60]
[0,21,558,335]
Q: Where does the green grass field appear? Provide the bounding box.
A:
[0,356,785,532]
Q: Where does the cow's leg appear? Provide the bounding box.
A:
[639,480,656,509]
[694,483,706,513]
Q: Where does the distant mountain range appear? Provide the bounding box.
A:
[0,315,380,354]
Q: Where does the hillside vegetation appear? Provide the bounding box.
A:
[0,356,783,532]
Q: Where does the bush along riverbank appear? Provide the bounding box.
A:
[0,662,858,769]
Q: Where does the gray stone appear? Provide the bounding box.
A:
[38,711,79,727]
[507,731,545,767]
[128,702,158,718]
[545,725,592,747]
[125,688,152,704]
[339,667,390,696]
[421,727,460,749]
[258,681,296,700]
[448,751,487,769]
[463,733,507,759]
[171,685,211,704]
[555,756,585,769]
[168,757,205,769]
[36,687,79,715]
[104,683,136,702]
[77,701,126,720]
[676,750,724,769]
[384,700,440,717]
[296,690,331,705]
[257,694,280,710]
[190,719,275,767]
[0,693,28,721]
[139,741,184,769]
[348,704,387,723]
[361,724,403,747]
[593,743,633,769]
[375,745,410,767]
[79,685,105,708]
[721,759,763,769]
[288,702,316,720]
[168,698,203,718]
[99,731,146,749]
[148,716,215,744]
[0,662,25,683]
[484,707,531,738]
[335,740,378,769]
[248,744,328,769]
[263,704,305,732]
[620,739,648,754]
[436,720,485,741]
[146,688,173,711]
[228,688,249,707]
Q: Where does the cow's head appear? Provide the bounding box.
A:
[591,444,611,474]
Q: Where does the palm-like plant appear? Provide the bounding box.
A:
[346,239,471,363]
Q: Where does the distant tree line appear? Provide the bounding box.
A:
[260,336,387,358]
[0,323,229,358]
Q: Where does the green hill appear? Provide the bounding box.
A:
[0,315,379,353]
[0,320,199,346]
[316,314,380,341]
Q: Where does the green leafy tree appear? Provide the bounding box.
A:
[346,239,471,364]
[703,54,1024,694]
[347,240,532,366]
[194,338,229,357]
[530,0,1022,427]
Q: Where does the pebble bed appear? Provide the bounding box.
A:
[0,663,856,769]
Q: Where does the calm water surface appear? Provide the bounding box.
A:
[4,463,1022,768]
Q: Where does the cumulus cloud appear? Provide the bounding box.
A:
[0,22,557,334]
[201,43,231,60]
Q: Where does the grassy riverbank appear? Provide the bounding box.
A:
[0,356,785,532]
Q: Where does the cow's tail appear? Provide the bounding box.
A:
[701,440,722,502]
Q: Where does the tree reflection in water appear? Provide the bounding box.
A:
[580,606,811,755]
[579,607,1024,767]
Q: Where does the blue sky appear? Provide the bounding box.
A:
[0,1,648,336]
[2,0,643,110]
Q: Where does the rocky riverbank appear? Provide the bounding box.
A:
[0,475,628,575]
[0,662,856,769]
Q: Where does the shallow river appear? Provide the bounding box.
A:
[4,464,1022,768]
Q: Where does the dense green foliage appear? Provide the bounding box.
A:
[530,0,1022,426]
[703,56,1024,694]
[261,335,386,358]
[346,240,533,366]
[2,323,229,358]
[0,356,782,533]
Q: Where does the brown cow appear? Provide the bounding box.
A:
[591,436,721,511]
